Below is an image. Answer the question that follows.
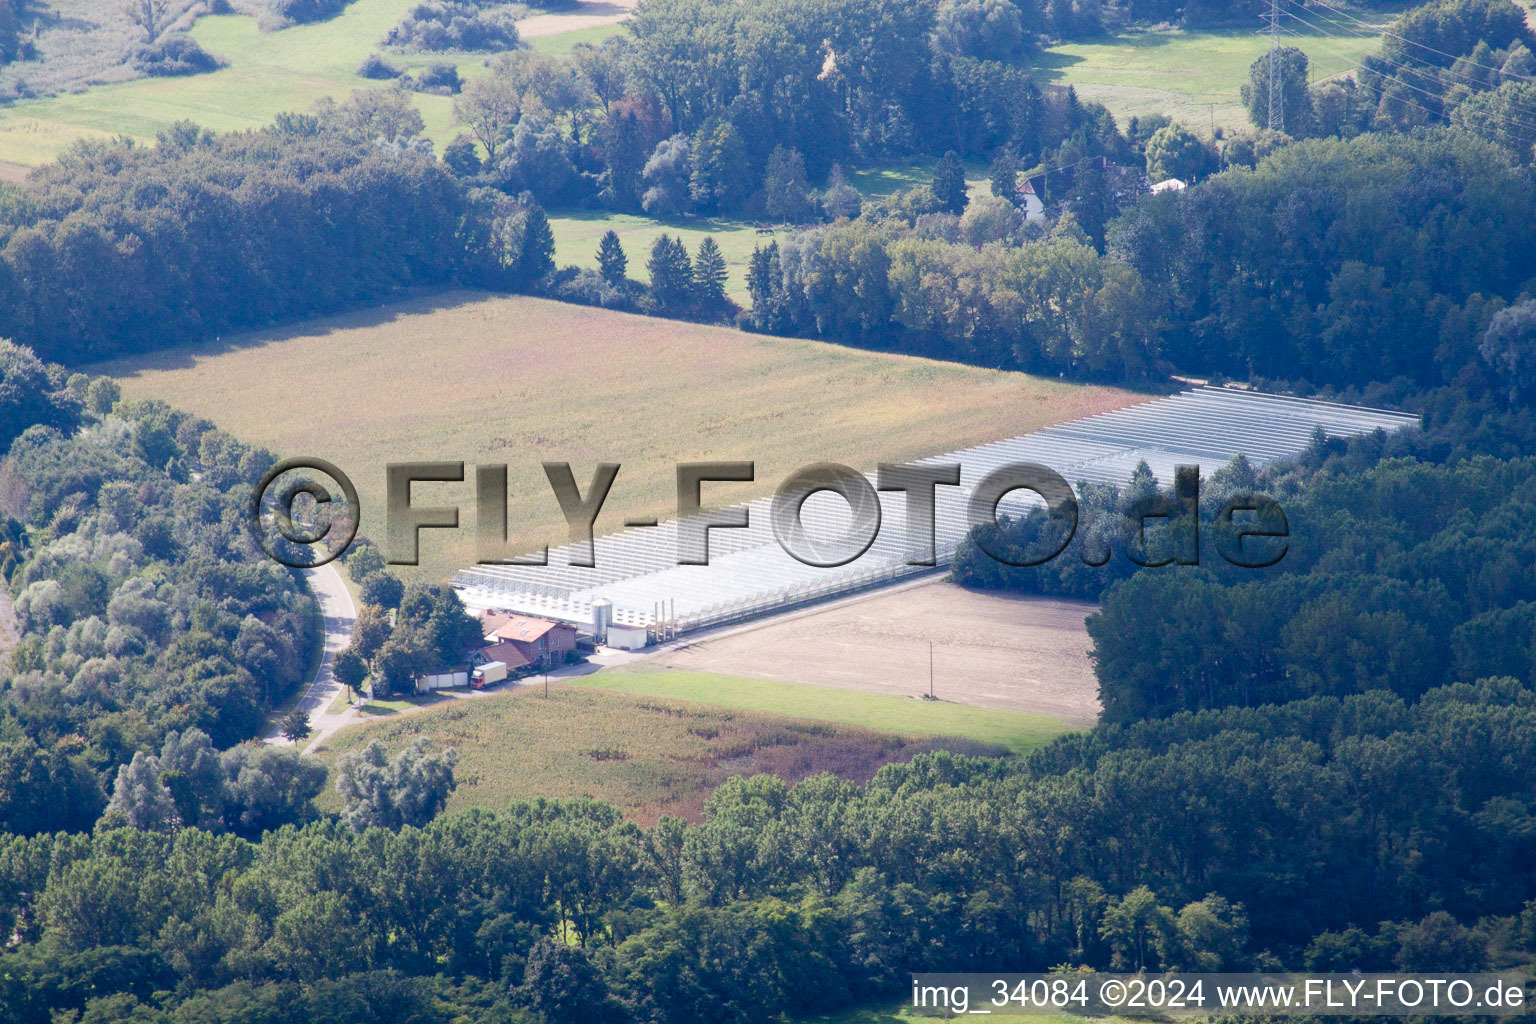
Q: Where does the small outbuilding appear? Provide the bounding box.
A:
[605,622,650,651]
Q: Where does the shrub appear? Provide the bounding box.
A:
[442,134,482,176]
[549,267,641,312]
[383,0,522,52]
[406,61,462,94]
[259,0,353,31]
[134,34,224,77]
[356,53,403,79]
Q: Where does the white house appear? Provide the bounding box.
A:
[1019,178,1046,221]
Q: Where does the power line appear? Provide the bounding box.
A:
[1277,3,1536,133]
[1293,0,1536,84]
[1277,25,1459,125]
[1269,0,1284,131]
[1276,20,1536,136]
[1278,0,1536,116]
[1271,18,1464,127]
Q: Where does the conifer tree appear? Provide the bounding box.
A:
[933,149,968,214]
[597,230,627,284]
[692,236,728,312]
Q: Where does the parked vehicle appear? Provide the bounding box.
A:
[470,661,507,689]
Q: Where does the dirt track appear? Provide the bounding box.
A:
[516,0,635,38]
[646,581,1102,726]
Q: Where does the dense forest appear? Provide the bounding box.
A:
[0,345,325,845]
[0,0,20,68]
[1,680,1533,1023]
[0,120,487,363]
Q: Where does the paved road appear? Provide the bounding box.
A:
[263,563,358,750]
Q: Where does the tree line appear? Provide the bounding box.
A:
[2,673,1533,1023]
[0,120,491,364]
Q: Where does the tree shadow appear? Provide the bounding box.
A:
[552,205,756,237]
[86,287,495,377]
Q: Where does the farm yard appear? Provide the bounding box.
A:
[309,680,1027,824]
[637,581,1103,726]
[90,291,1145,583]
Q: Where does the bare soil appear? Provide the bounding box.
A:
[646,581,1102,726]
[516,0,635,38]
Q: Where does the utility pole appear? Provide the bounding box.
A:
[929,641,934,699]
[1267,0,1283,133]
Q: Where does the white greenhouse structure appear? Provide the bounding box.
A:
[451,387,1418,642]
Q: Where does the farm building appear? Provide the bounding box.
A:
[452,386,1419,645]
[476,640,534,675]
[479,611,578,668]
[1018,179,1045,221]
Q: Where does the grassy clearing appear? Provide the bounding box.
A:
[0,0,617,165]
[549,165,990,299]
[574,667,1074,756]
[89,291,1143,583]
[548,209,766,301]
[525,23,624,55]
[1037,26,1384,138]
[311,682,1009,823]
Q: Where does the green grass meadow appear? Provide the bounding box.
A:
[573,667,1074,756]
[1037,26,1385,138]
[0,4,1384,165]
[0,0,577,165]
[549,167,993,298]
[548,208,768,301]
[310,673,1050,822]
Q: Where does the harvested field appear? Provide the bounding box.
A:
[310,683,1009,824]
[91,291,1148,582]
[643,581,1102,725]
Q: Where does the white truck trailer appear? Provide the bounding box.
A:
[469,661,507,689]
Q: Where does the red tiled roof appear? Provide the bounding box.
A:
[480,611,574,644]
[478,641,532,671]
